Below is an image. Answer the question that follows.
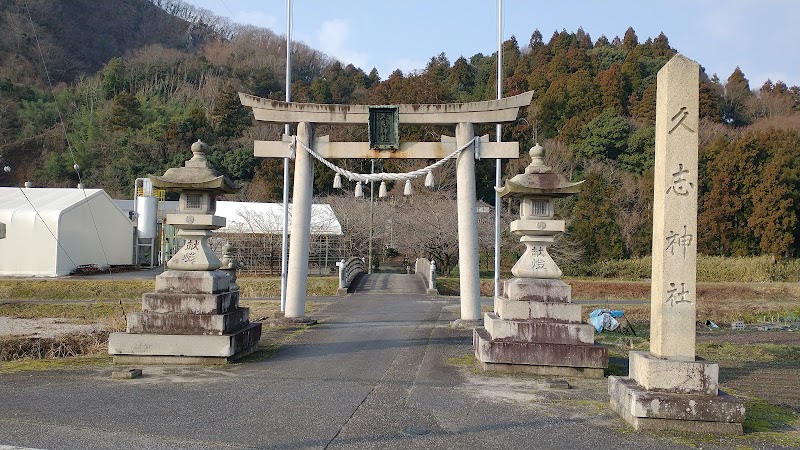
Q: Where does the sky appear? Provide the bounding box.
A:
[189,0,800,89]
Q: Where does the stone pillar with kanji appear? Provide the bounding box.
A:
[608,54,745,434]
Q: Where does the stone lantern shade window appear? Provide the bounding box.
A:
[532,199,548,216]
[521,197,554,219]
[180,191,216,215]
[185,193,202,210]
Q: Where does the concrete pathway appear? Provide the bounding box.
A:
[0,295,728,449]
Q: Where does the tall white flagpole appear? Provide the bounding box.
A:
[280,0,292,312]
[494,0,503,299]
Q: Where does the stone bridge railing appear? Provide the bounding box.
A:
[337,257,365,295]
[414,258,439,296]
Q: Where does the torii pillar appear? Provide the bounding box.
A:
[240,92,534,322]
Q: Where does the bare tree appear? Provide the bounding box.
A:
[388,190,460,275]
[328,193,385,258]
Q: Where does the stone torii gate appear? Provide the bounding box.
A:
[239,91,533,322]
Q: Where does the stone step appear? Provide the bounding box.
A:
[483,312,595,345]
[495,297,582,322]
[126,307,250,335]
[474,326,607,369]
[141,291,239,314]
[109,322,262,360]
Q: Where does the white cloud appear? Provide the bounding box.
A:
[316,19,369,69]
[235,10,277,29]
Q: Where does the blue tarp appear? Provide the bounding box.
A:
[589,309,624,333]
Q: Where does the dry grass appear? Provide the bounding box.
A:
[0,277,340,302]
[575,281,800,324]
[0,300,323,364]
[0,280,153,301]
[238,277,338,298]
[563,256,800,282]
[441,278,800,324]
[0,301,138,323]
[0,331,109,361]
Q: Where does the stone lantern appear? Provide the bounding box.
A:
[502,143,580,281]
[109,141,262,363]
[151,140,237,271]
[474,143,607,377]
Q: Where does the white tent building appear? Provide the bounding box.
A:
[0,188,134,276]
[215,201,343,236]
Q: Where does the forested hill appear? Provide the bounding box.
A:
[0,0,198,85]
[1,0,799,260]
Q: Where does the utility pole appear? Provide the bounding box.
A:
[368,159,375,273]
[494,0,503,299]
[280,0,292,312]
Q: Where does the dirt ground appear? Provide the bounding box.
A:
[696,329,800,412]
[0,317,108,338]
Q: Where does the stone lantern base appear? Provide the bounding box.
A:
[608,351,745,434]
[109,270,262,364]
[474,278,607,378]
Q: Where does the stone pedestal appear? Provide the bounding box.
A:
[474,278,607,378]
[109,270,262,364]
[608,352,744,433]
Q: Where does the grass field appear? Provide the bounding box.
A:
[0,276,340,301]
[440,277,800,324]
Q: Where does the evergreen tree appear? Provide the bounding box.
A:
[367,68,381,87]
[596,64,625,114]
[698,134,763,255]
[108,91,143,130]
[569,171,625,263]
[573,108,630,161]
[622,27,639,51]
[621,125,655,173]
[212,84,251,138]
[746,129,800,258]
[722,67,753,126]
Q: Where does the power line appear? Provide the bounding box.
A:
[22,0,111,269]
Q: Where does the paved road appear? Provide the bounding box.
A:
[0,294,736,449]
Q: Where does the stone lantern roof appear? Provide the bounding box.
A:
[495,143,582,198]
[149,140,239,194]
